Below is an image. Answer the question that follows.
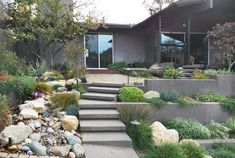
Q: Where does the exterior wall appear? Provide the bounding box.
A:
[145,26,157,66]
[217,75,235,96]
[113,29,146,64]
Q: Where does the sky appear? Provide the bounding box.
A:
[92,0,150,24]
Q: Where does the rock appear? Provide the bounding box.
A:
[19,104,33,111]
[72,144,85,158]
[150,121,179,145]
[66,135,82,145]
[62,116,79,131]
[46,80,66,87]
[47,138,54,146]
[69,152,76,158]
[9,145,19,152]
[47,127,54,133]
[34,120,42,128]
[179,139,200,147]
[144,90,160,99]
[57,87,67,92]
[49,145,72,157]
[52,122,62,130]
[29,133,41,142]
[21,146,30,152]
[0,123,33,144]
[20,108,38,119]
[27,150,33,155]
[28,142,47,156]
[66,79,76,85]
[25,98,47,113]
[25,138,32,144]
[57,111,66,119]
[204,155,213,158]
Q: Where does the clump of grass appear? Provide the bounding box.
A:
[50,93,79,111]
[208,143,235,158]
[72,84,86,94]
[35,83,53,95]
[144,97,166,108]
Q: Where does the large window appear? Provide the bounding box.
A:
[85,33,113,68]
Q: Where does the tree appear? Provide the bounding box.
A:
[1,0,99,67]
[143,0,175,15]
[207,22,235,72]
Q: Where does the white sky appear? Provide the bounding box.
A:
[93,0,150,24]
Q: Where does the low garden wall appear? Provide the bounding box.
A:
[116,102,235,123]
[145,75,235,97]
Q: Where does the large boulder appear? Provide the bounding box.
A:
[25,98,47,113]
[20,108,38,120]
[0,123,33,144]
[144,90,160,99]
[150,121,179,145]
[62,116,79,131]
[149,63,162,77]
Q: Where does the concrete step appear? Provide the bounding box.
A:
[81,93,117,101]
[83,144,139,158]
[80,120,126,132]
[92,82,124,88]
[88,86,120,94]
[182,69,195,73]
[79,109,120,119]
[78,99,116,109]
[82,132,132,147]
[182,64,204,69]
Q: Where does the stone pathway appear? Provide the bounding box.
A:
[79,82,139,158]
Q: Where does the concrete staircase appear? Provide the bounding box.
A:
[79,82,139,158]
[181,64,205,79]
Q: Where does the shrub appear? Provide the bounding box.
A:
[127,122,153,151]
[65,104,79,116]
[196,92,226,102]
[50,93,79,111]
[226,118,235,138]
[52,84,63,91]
[35,83,53,95]
[180,143,206,158]
[133,61,148,68]
[0,51,20,75]
[177,96,200,106]
[117,104,151,125]
[43,71,64,81]
[209,143,235,158]
[165,118,211,139]
[35,60,48,77]
[205,69,232,76]
[107,62,127,74]
[160,90,181,102]
[206,121,231,139]
[220,97,235,113]
[0,95,12,132]
[7,76,36,103]
[72,84,86,94]
[144,97,166,108]
[0,94,9,110]
[192,69,209,80]
[141,144,186,158]
[131,71,153,78]
[0,72,11,81]
[162,66,183,79]
[118,87,144,102]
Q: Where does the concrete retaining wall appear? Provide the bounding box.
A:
[145,75,235,97]
[116,102,235,123]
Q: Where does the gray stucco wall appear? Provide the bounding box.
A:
[145,26,157,66]
[113,29,146,64]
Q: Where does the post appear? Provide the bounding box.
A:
[185,18,191,65]
[154,15,161,63]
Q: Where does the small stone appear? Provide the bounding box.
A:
[21,146,30,152]
[69,152,76,158]
[49,121,55,127]
[20,108,38,120]
[47,127,54,133]
[57,87,67,92]
[9,145,19,152]
[34,120,42,128]
[44,117,51,122]
[62,116,79,131]
[29,133,41,142]
[25,138,32,144]
[52,122,61,130]
[27,150,33,155]
[66,135,82,145]
[47,138,54,146]
[72,144,85,158]
[28,142,47,156]
[28,123,36,131]
[49,145,72,157]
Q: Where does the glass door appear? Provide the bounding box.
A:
[85,33,113,68]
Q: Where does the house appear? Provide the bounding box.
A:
[82,0,235,69]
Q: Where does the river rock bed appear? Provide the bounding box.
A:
[0,96,84,158]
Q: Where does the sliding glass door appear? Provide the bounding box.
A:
[85,33,113,68]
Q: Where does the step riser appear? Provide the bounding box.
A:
[81,127,126,132]
[80,114,119,119]
[88,89,119,94]
[84,141,132,147]
[81,96,116,101]
[79,105,116,109]
[92,82,123,88]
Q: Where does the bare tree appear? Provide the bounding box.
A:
[143,0,175,15]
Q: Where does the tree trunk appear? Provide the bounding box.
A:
[228,60,235,72]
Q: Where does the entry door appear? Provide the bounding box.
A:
[85,33,113,68]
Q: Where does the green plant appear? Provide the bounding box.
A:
[160,90,181,102]
[35,60,48,77]
[0,72,11,81]
[50,93,79,111]
[196,92,226,102]
[118,87,144,102]
[192,69,209,80]
[52,84,63,91]
[65,104,79,116]
[226,118,235,138]
[209,143,235,158]
[141,144,186,158]
[205,69,232,76]
[7,76,36,103]
[144,97,166,108]
[133,61,148,68]
[165,118,211,139]
[131,71,153,78]
[162,66,183,79]
[107,62,127,74]
[177,96,200,106]
[180,143,206,158]
[127,122,153,151]
[117,104,151,125]
[206,121,231,139]
[0,94,9,110]
[35,83,53,95]
[0,94,12,132]
[72,84,86,94]
[220,97,235,113]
